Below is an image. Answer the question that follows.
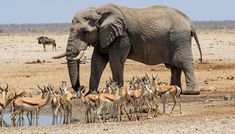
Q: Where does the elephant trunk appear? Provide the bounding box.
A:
[67,59,80,92]
[66,35,88,92]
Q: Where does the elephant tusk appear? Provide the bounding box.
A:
[73,50,85,61]
[52,52,66,59]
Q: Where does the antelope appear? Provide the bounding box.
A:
[58,81,76,124]
[15,86,47,126]
[96,81,131,123]
[142,74,161,117]
[155,85,182,114]
[6,88,32,107]
[0,83,8,126]
[79,86,98,123]
[108,81,131,122]
[127,77,148,120]
[145,74,181,114]
[0,87,33,126]
[51,88,63,125]
[137,75,160,118]
[11,85,53,126]
[51,81,76,125]
[37,36,57,52]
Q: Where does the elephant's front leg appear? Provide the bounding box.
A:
[109,60,125,86]
[108,37,131,86]
[89,48,108,92]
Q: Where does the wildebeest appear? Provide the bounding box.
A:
[37,36,56,52]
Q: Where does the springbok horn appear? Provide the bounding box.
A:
[0,84,3,92]
[73,50,85,61]
[155,74,159,81]
[52,52,66,59]
[145,73,150,80]
[4,83,8,91]
[37,85,43,91]
[85,87,89,95]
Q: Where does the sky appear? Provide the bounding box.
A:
[0,0,233,24]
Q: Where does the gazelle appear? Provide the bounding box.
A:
[79,86,98,123]
[145,74,182,114]
[142,74,161,117]
[96,81,131,123]
[127,77,147,120]
[136,75,160,118]
[15,86,47,126]
[11,85,53,126]
[51,81,76,125]
[6,88,32,107]
[155,85,182,114]
[59,81,76,124]
[0,83,8,126]
[51,89,63,125]
[1,87,33,126]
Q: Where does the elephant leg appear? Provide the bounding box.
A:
[171,37,200,95]
[109,60,124,86]
[182,63,200,95]
[170,68,182,90]
[89,48,108,92]
[108,37,131,86]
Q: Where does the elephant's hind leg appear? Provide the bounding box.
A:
[172,39,200,95]
[182,63,200,95]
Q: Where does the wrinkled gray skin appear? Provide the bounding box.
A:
[53,4,202,95]
[37,36,57,52]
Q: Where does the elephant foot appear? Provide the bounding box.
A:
[182,86,200,95]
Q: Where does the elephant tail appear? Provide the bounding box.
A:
[191,28,202,62]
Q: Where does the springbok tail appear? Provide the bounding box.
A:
[175,86,181,96]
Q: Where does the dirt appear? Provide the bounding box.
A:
[0,29,235,133]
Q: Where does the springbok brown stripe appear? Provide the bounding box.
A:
[22,101,39,106]
[102,94,115,102]
[0,102,4,108]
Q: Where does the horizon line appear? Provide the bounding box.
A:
[1,20,235,25]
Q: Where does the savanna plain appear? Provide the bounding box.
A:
[0,29,235,133]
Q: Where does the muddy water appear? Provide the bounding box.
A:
[2,108,85,126]
[3,113,53,126]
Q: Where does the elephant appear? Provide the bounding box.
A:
[53,4,202,95]
[37,36,57,52]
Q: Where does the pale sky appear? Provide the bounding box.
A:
[0,0,233,24]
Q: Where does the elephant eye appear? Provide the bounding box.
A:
[83,30,88,34]
[81,28,88,34]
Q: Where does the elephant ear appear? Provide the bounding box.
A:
[96,5,126,48]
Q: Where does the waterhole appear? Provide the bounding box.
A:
[3,113,53,126]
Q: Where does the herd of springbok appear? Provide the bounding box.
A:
[0,74,182,126]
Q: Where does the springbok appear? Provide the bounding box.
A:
[59,81,76,124]
[79,86,98,123]
[96,80,131,123]
[11,85,53,126]
[127,77,148,120]
[155,85,182,114]
[0,83,8,126]
[51,88,63,125]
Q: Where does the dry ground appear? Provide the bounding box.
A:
[0,29,235,133]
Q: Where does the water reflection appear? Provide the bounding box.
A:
[3,113,52,126]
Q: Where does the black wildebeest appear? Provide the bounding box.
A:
[37,36,56,52]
